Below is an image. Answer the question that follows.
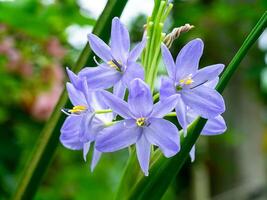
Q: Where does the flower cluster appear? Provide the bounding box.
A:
[60,17,226,175]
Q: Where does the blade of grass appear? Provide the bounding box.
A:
[128,11,267,200]
[12,1,128,199]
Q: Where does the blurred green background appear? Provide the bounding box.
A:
[0,0,267,199]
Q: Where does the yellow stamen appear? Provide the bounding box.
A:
[179,75,194,85]
[107,60,122,71]
[107,61,117,68]
[136,117,146,127]
[69,105,87,114]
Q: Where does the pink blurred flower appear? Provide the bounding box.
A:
[46,38,66,59]
[31,84,63,121]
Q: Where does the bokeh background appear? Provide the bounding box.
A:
[0,0,267,199]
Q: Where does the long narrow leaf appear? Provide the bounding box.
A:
[128,11,267,200]
[12,1,128,199]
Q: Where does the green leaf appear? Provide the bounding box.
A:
[127,11,267,200]
[0,0,95,39]
[12,0,128,199]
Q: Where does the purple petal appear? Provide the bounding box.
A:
[175,95,188,134]
[88,33,112,62]
[128,78,153,117]
[66,83,87,106]
[175,39,204,80]
[60,115,83,150]
[161,44,176,79]
[201,115,226,135]
[79,64,121,90]
[89,91,109,110]
[95,120,141,152]
[186,108,226,135]
[182,85,225,119]
[66,67,83,90]
[136,134,151,176]
[122,62,144,86]
[144,118,180,157]
[191,64,224,87]
[151,94,178,118]
[205,77,219,89]
[79,112,95,143]
[189,145,195,162]
[83,142,91,161]
[112,81,126,119]
[128,37,147,62]
[80,80,94,111]
[113,81,126,100]
[91,148,102,172]
[159,77,176,100]
[101,90,132,119]
[110,17,130,63]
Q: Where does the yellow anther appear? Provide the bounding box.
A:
[107,61,117,68]
[185,79,194,85]
[107,60,122,71]
[136,117,146,127]
[179,75,194,85]
[69,105,87,114]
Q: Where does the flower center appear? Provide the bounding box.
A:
[176,74,194,91]
[179,74,194,85]
[62,105,87,115]
[107,59,122,72]
[136,117,146,127]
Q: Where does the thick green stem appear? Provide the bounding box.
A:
[12,1,128,200]
[143,1,172,92]
[216,11,267,93]
[115,148,142,200]
[128,11,267,200]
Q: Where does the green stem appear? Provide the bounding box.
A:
[161,3,173,22]
[12,1,128,200]
[153,93,160,101]
[128,11,267,200]
[95,109,112,114]
[149,32,165,90]
[145,2,173,92]
[143,20,153,73]
[216,11,267,93]
[115,147,141,200]
[164,112,176,117]
[143,1,172,91]
[147,2,166,71]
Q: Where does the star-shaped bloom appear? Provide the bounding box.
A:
[79,17,146,99]
[95,78,180,176]
[60,68,113,171]
[160,39,225,133]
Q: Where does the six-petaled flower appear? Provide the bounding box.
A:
[95,78,180,175]
[160,39,225,133]
[78,17,146,99]
[60,68,113,171]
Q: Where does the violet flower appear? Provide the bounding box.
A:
[160,39,225,132]
[95,78,180,176]
[60,68,113,171]
[79,17,146,99]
